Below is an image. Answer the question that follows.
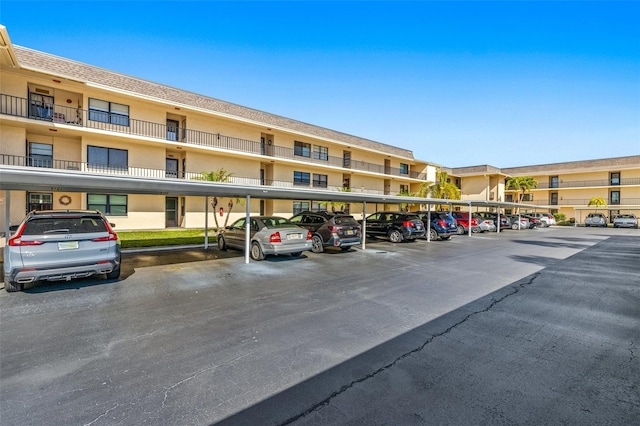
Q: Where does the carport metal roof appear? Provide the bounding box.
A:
[1,165,545,263]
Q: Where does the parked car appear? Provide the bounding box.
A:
[3,210,121,292]
[612,214,638,229]
[474,215,497,233]
[217,216,312,260]
[451,212,481,235]
[508,215,530,230]
[415,211,457,240]
[475,212,511,231]
[288,211,361,252]
[360,211,425,242]
[527,212,556,227]
[523,215,543,228]
[585,213,607,227]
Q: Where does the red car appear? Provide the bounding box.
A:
[451,212,481,235]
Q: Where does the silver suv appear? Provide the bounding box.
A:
[585,212,607,227]
[3,210,121,292]
[527,212,556,227]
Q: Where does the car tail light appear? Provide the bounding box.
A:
[403,221,415,228]
[269,232,282,243]
[92,221,118,242]
[438,219,446,227]
[7,223,44,246]
[306,230,312,240]
[328,225,336,232]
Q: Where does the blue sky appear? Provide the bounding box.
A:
[2,1,639,168]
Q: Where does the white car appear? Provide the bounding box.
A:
[613,214,638,229]
[527,212,556,227]
[585,213,607,227]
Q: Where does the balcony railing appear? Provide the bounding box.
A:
[534,178,640,189]
[0,154,385,195]
[524,198,640,206]
[0,93,427,180]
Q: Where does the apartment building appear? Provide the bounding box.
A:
[449,155,640,222]
[0,25,436,230]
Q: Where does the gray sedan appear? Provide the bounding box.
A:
[217,216,312,260]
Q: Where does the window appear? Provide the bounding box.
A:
[27,192,53,211]
[343,151,351,168]
[293,201,310,215]
[505,194,514,202]
[313,173,328,188]
[87,194,128,216]
[313,145,328,161]
[400,184,409,194]
[610,190,620,205]
[293,171,310,186]
[294,141,311,158]
[29,92,54,120]
[28,142,53,168]
[521,194,533,202]
[550,176,559,188]
[610,172,620,186]
[311,201,327,212]
[400,163,409,175]
[550,192,559,205]
[89,98,130,126]
[88,146,128,170]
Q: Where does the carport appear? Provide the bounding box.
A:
[1,165,542,263]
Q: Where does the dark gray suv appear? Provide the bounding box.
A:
[3,210,121,292]
[289,211,361,253]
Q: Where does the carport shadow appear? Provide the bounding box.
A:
[512,239,591,250]
[20,276,119,293]
[509,254,560,267]
[214,273,540,426]
[545,236,606,243]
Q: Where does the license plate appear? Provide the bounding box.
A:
[346,230,354,235]
[288,233,302,240]
[58,241,79,250]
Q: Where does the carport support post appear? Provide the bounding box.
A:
[204,196,209,249]
[468,202,472,236]
[497,209,501,234]
[427,204,431,242]
[245,195,250,264]
[362,202,367,250]
[4,190,10,238]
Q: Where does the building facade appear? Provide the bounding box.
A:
[0,25,435,230]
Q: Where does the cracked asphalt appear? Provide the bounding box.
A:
[1,227,638,425]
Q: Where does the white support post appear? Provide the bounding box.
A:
[362,202,367,250]
[497,209,501,234]
[427,203,431,242]
[204,196,209,249]
[245,195,251,264]
[4,190,10,238]
[468,202,472,236]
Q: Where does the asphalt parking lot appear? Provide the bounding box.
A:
[1,227,639,425]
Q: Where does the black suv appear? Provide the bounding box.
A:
[289,211,361,253]
[360,211,425,242]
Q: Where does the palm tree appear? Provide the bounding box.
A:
[416,170,460,210]
[588,197,607,212]
[193,168,241,230]
[396,188,416,212]
[505,176,538,212]
[320,187,352,213]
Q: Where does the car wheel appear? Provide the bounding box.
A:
[217,235,227,250]
[429,229,438,241]
[106,257,121,280]
[311,235,324,253]
[290,251,302,257]
[4,278,23,293]
[456,225,465,235]
[388,229,403,243]
[250,241,265,261]
[511,223,519,230]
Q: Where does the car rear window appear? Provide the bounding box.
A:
[22,216,107,235]
[334,216,358,225]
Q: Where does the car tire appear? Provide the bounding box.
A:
[511,223,519,230]
[250,242,264,261]
[106,257,121,280]
[311,235,324,253]
[429,229,438,241]
[456,225,465,235]
[442,236,452,240]
[217,235,227,250]
[388,229,403,243]
[290,251,302,257]
[4,278,23,292]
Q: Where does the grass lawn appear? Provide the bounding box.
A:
[118,229,218,249]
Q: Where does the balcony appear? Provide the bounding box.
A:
[524,198,640,206]
[0,93,427,181]
[534,178,640,189]
[0,154,385,195]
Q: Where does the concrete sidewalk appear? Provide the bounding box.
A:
[219,236,640,425]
